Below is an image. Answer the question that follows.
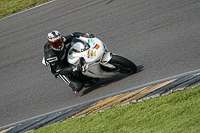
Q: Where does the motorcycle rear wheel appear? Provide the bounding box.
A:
[109,55,137,75]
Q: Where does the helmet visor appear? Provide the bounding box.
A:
[49,39,63,49]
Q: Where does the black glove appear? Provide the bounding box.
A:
[72,58,84,77]
[72,63,82,73]
[72,65,81,77]
[85,33,95,38]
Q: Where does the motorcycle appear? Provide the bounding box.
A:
[42,36,137,85]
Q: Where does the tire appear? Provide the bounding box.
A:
[109,55,137,74]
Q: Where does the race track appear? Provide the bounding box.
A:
[0,0,200,127]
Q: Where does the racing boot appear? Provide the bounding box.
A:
[69,81,84,94]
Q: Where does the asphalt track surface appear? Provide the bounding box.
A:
[0,0,200,127]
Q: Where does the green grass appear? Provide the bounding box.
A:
[0,0,51,19]
[31,85,200,133]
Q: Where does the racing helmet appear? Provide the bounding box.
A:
[47,31,64,51]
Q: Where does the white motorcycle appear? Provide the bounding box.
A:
[67,36,137,79]
[42,36,137,85]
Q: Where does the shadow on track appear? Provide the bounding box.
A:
[81,65,144,96]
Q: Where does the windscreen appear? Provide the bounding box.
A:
[69,38,90,54]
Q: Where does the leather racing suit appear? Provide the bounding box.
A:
[44,32,87,92]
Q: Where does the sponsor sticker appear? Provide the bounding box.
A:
[94,44,100,49]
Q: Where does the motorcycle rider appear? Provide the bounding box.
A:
[44,31,94,94]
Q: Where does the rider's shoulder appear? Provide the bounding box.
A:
[44,42,50,49]
[44,43,56,55]
[44,50,57,60]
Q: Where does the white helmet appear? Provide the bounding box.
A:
[47,31,64,51]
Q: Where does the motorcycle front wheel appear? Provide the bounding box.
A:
[109,55,137,75]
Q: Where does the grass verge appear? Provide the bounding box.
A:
[31,85,200,133]
[0,0,51,19]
